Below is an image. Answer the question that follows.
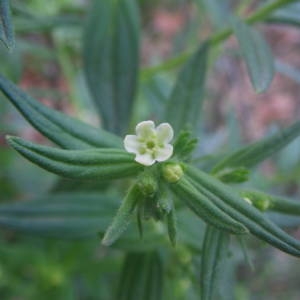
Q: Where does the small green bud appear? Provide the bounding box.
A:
[241,191,271,211]
[138,174,158,197]
[253,197,270,211]
[162,163,184,183]
[216,167,249,183]
[243,197,253,205]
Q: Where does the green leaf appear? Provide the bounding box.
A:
[231,17,274,93]
[141,75,171,120]
[113,221,167,251]
[0,74,122,149]
[102,183,141,246]
[83,0,139,135]
[167,208,177,247]
[12,2,81,33]
[186,165,300,257]
[0,0,14,49]
[269,213,300,229]
[7,136,142,180]
[169,176,248,235]
[198,0,231,29]
[276,60,300,84]
[212,120,300,173]
[176,208,206,249]
[0,193,118,238]
[164,42,209,134]
[237,236,254,270]
[201,226,230,300]
[0,192,167,250]
[51,177,111,193]
[117,252,163,300]
[267,2,300,27]
[0,192,168,251]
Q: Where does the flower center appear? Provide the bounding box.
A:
[146,140,156,149]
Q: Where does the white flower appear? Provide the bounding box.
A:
[124,120,174,166]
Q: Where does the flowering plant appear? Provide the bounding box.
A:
[1,0,300,298]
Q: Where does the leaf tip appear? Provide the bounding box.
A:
[5,134,17,145]
[101,234,113,247]
[5,135,24,149]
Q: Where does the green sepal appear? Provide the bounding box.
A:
[212,120,300,173]
[201,226,230,300]
[0,74,122,149]
[7,136,142,180]
[239,189,300,215]
[168,175,248,235]
[186,165,300,257]
[102,183,141,246]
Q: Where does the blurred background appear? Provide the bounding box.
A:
[0,0,300,299]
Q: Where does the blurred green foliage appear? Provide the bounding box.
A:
[0,0,300,299]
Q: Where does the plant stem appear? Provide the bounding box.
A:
[141,0,297,80]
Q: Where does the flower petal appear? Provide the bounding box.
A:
[136,120,155,139]
[135,153,155,166]
[155,144,173,162]
[124,135,139,154]
[156,123,174,144]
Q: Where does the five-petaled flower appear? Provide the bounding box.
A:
[124,120,174,166]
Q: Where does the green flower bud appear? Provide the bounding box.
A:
[138,173,158,197]
[162,163,184,183]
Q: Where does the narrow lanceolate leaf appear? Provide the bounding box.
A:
[7,136,142,180]
[169,175,248,235]
[83,0,139,135]
[198,0,231,29]
[117,252,163,300]
[0,193,119,238]
[0,0,14,49]
[240,189,300,215]
[201,226,230,300]
[267,2,300,27]
[231,17,274,93]
[0,74,122,149]
[164,42,209,134]
[102,184,141,246]
[186,165,300,257]
[212,120,300,173]
[0,193,166,250]
[167,208,177,247]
